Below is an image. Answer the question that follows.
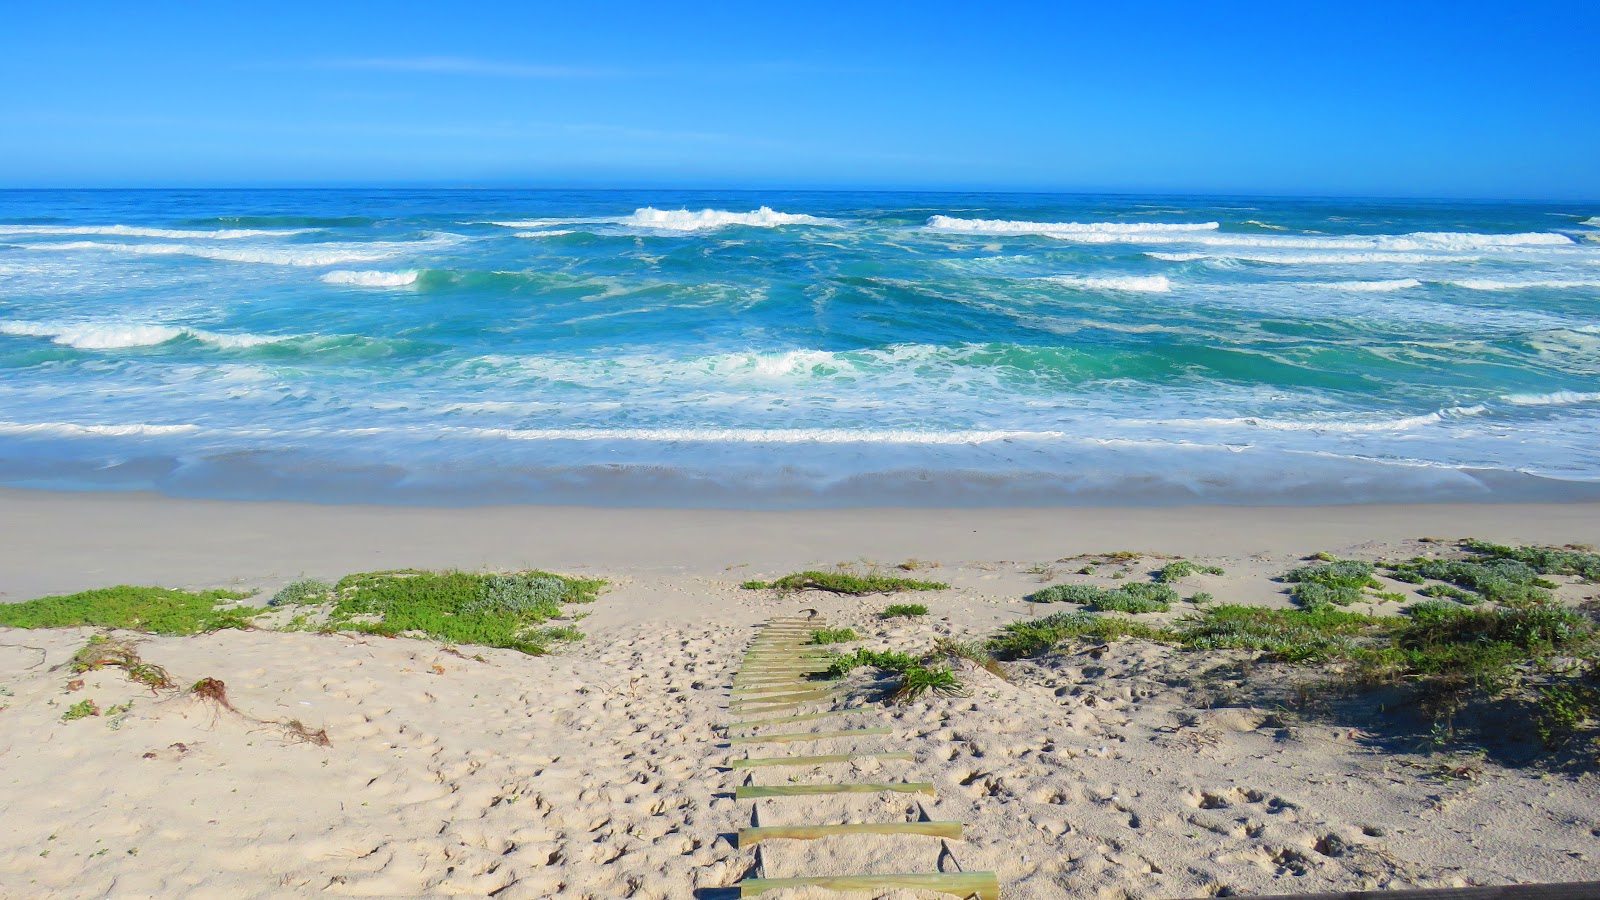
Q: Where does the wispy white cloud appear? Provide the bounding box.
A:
[321,56,619,78]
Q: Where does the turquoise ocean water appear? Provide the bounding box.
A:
[1,190,1598,506]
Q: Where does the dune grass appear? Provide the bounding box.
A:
[809,627,859,645]
[880,603,929,618]
[0,586,259,635]
[823,647,967,702]
[1154,561,1225,583]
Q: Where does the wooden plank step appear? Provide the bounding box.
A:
[736,782,933,799]
[724,710,854,731]
[727,727,891,745]
[739,871,998,900]
[738,820,963,846]
[1170,884,1600,900]
[733,682,829,696]
[731,751,913,769]
[731,687,843,707]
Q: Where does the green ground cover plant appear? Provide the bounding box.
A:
[880,603,929,618]
[809,627,859,644]
[0,586,258,635]
[741,571,948,594]
[1028,582,1177,613]
[269,580,333,606]
[1154,561,1225,583]
[326,570,603,655]
[1282,559,1383,609]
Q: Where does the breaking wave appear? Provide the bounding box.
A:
[1040,274,1172,292]
[320,269,420,287]
[620,207,836,230]
[0,224,311,239]
[1303,279,1423,292]
[927,216,1219,234]
[0,319,286,350]
[23,239,436,266]
[1446,278,1600,291]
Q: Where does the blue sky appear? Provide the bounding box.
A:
[3,1,1597,198]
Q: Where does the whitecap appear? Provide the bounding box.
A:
[320,269,420,287]
[1301,279,1423,292]
[620,207,836,230]
[512,230,575,238]
[1502,390,1600,406]
[0,224,311,239]
[927,215,1219,235]
[1040,274,1172,293]
[1147,250,1476,265]
[0,420,201,437]
[0,319,285,350]
[1446,278,1600,291]
[24,240,425,267]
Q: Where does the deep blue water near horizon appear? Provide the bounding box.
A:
[2,188,1598,508]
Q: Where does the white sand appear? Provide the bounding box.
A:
[3,490,1600,898]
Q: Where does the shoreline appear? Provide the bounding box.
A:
[5,485,1600,600]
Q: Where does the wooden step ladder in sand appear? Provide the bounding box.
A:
[720,616,1000,900]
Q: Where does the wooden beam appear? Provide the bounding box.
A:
[738,820,962,846]
[739,871,998,900]
[724,710,854,731]
[731,751,913,769]
[1170,885,1600,900]
[735,782,933,799]
[727,727,892,745]
[733,682,828,696]
[731,687,844,707]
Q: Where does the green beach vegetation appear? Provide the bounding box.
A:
[0,569,604,656]
[987,540,1600,759]
[0,586,258,635]
[823,647,965,703]
[808,627,859,645]
[1027,581,1178,613]
[741,571,948,595]
[880,602,930,618]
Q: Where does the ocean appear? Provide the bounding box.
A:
[1,189,1597,507]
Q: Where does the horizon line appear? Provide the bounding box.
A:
[0,185,1595,206]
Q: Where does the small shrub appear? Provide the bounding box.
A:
[1419,584,1477,603]
[809,627,859,645]
[881,603,929,618]
[1464,540,1600,581]
[1536,683,1600,749]
[1029,582,1177,613]
[269,580,332,607]
[1178,605,1384,663]
[934,638,1009,681]
[742,572,947,595]
[1155,561,1225,583]
[893,666,967,702]
[62,699,100,721]
[1189,592,1215,606]
[987,611,1172,659]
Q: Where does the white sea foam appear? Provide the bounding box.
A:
[927,215,1219,235]
[1502,390,1600,406]
[1446,278,1600,291]
[0,224,310,239]
[25,240,421,266]
[1057,230,1573,252]
[1040,274,1172,292]
[1303,279,1423,292]
[457,426,1067,444]
[1583,217,1600,227]
[320,269,420,287]
[512,230,575,238]
[1147,250,1476,265]
[0,319,285,350]
[620,207,835,230]
[0,420,201,437]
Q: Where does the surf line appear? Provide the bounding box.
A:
[721,615,999,900]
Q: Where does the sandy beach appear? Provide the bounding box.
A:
[3,489,1599,898]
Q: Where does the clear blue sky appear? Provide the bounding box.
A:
[3,1,1597,198]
